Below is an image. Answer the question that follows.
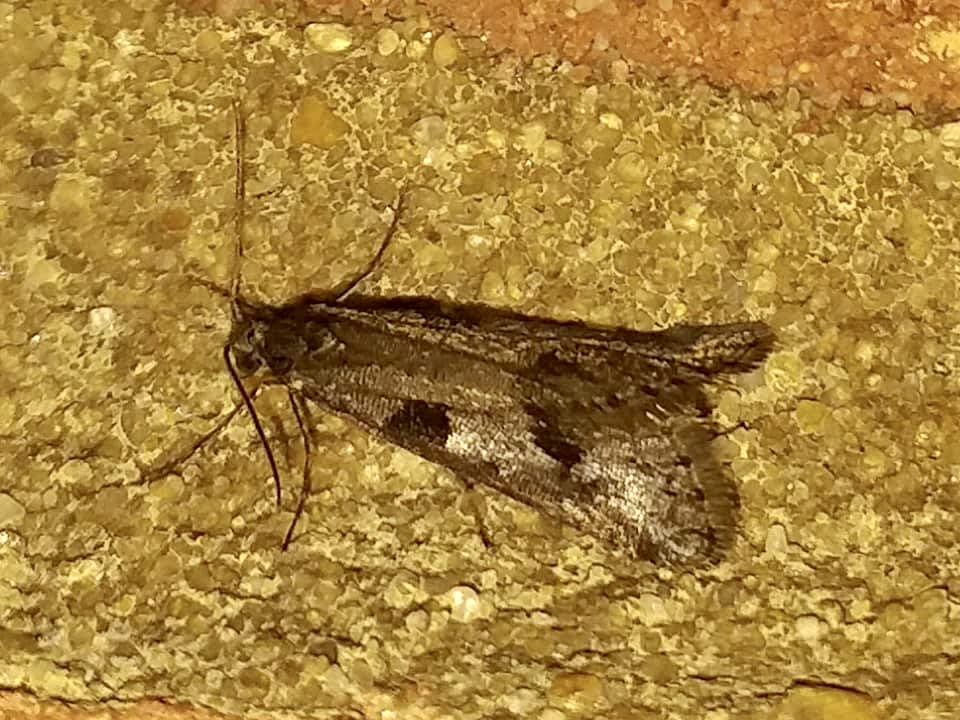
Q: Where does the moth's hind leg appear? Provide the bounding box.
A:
[456,483,496,550]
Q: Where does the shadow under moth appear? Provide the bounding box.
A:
[171,105,773,567]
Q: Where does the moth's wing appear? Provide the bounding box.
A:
[334,296,772,382]
[315,390,737,566]
[280,301,759,563]
[555,408,738,565]
[521,321,774,402]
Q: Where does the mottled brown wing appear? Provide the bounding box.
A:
[264,298,768,564]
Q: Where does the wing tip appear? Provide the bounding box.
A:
[664,320,775,376]
[633,421,742,568]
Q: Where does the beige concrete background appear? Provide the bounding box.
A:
[1,1,959,719]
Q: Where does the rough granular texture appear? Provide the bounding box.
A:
[272,0,960,112]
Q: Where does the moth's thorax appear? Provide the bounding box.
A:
[228,311,340,378]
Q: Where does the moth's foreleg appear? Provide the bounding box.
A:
[139,397,249,484]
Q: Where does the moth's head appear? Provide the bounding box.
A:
[228,313,275,377]
[226,299,304,378]
[182,276,272,377]
[226,298,341,379]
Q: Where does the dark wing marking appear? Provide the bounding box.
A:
[523,402,584,469]
[383,399,452,445]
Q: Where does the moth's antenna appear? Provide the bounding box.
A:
[330,192,405,300]
[224,346,282,506]
[283,388,315,550]
[227,100,283,508]
[229,99,246,317]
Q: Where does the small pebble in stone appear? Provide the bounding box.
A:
[305,23,352,53]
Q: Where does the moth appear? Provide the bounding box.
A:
[175,105,773,566]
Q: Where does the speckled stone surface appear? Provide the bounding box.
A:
[1,2,959,719]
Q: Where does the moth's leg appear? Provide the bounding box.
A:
[139,393,255,483]
[455,482,494,550]
[283,388,315,550]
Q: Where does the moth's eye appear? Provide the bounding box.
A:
[264,350,294,375]
[231,345,261,376]
[229,326,263,376]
